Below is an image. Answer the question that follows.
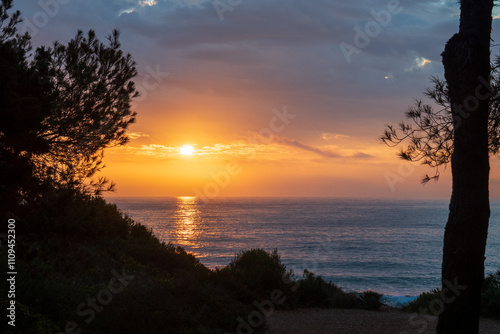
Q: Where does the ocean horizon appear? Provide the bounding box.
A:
[109,196,500,306]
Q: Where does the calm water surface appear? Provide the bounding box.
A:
[109,197,500,298]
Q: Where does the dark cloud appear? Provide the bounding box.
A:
[264,134,373,159]
[271,134,341,158]
[13,0,497,142]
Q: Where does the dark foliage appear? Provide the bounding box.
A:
[294,269,362,309]
[0,193,385,334]
[403,273,500,319]
[401,288,442,314]
[381,56,500,183]
[219,248,292,302]
[0,194,252,334]
[481,270,500,318]
[0,0,137,221]
[359,290,384,310]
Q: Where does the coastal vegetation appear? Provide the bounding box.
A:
[1,190,383,334]
[403,272,500,319]
[2,191,498,333]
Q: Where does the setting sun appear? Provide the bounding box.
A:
[180,145,195,156]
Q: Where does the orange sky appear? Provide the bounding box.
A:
[101,89,500,198]
[102,100,460,198]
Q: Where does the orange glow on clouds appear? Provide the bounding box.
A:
[103,127,459,199]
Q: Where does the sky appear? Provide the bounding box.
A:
[13,0,500,198]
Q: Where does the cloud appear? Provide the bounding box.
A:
[350,151,373,159]
[270,135,341,158]
[15,1,467,104]
[246,133,373,160]
[109,132,375,162]
[120,144,177,159]
[321,132,350,140]
[405,56,432,72]
[109,141,295,161]
[139,0,158,7]
[127,132,150,140]
[14,0,495,149]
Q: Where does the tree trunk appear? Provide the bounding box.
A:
[437,1,493,333]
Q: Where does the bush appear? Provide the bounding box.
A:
[9,190,254,333]
[217,252,378,311]
[359,290,384,310]
[481,270,500,319]
[403,273,500,319]
[11,190,388,333]
[295,269,361,309]
[221,248,292,302]
[402,288,441,315]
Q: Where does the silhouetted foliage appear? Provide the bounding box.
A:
[295,269,363,309]
[381,56,500,183]
[359,290,383,310]
[403,273,500,319]
[1,194,384,333]
[0,0,137,218]
[401,288,441,314]
[481,270,500,319]
[0,194,252,334]
[0,0,48,214]
[33,29,137,193]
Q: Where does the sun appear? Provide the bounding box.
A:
[180,145,195,156]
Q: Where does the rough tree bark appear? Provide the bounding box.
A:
[437,1,493,333]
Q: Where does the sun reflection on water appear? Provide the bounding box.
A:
[173,196,203,248]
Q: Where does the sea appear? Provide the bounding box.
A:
[108,197,500,307]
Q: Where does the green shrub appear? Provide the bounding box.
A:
[222,248,292,301]
[11,190,388,333]
[295,269,361,309]
[402,288,441,315]
[359,290,383,310]
[481,270,500,319]
[404,272,500,319]
[10,190,253,333]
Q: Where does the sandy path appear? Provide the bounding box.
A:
[265,308,500,334]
